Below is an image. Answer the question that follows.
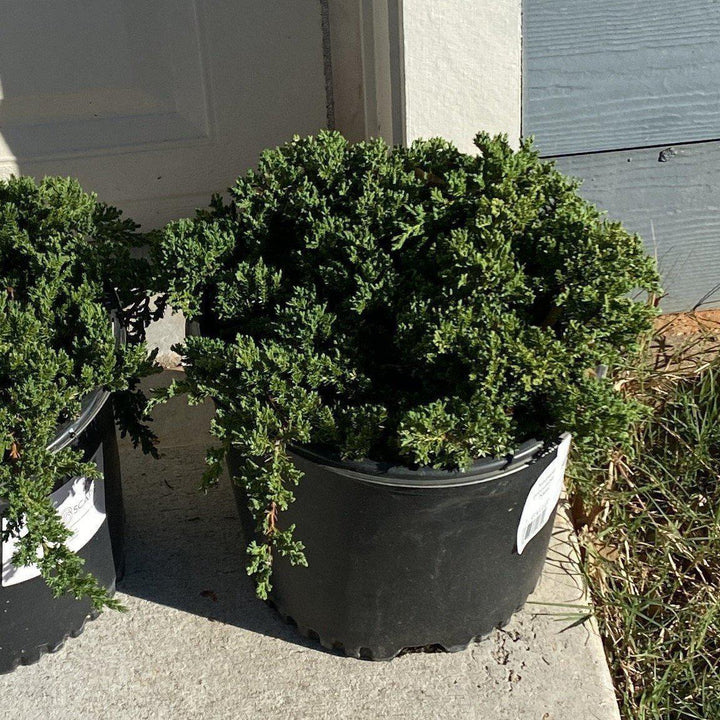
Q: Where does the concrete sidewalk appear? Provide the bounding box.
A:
[1,374,621,720]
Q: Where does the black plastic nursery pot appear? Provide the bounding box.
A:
[0,388,125,674]
[228,433,571,660]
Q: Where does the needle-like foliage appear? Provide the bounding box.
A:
[152,131,660,597]
[0,176,158,609]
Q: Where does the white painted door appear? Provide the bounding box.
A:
[0,1,327,228]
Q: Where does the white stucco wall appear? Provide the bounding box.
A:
[401,0,522,151]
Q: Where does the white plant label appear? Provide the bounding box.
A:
[2,449,106,587]
[516,434,571,555]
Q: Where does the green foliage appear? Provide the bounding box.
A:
[0,176,157,609]
[152,131,660,597]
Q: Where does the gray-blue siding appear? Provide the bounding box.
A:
[523,0,720,311]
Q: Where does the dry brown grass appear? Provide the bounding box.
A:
[568,313,720,720]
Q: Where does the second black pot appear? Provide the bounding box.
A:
[0,390,124,674]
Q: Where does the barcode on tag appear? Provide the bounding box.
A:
[520,510,549,550]
[516,434,571,555]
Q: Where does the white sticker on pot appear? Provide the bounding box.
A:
[2,449,106,587]
[516,434,571,555]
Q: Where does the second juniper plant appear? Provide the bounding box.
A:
[0,176,158,609]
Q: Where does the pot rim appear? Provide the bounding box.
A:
[46,313,124,455]
[46,388,111,455]
[288,432,570,488]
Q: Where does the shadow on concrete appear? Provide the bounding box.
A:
[115,378,338,656]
